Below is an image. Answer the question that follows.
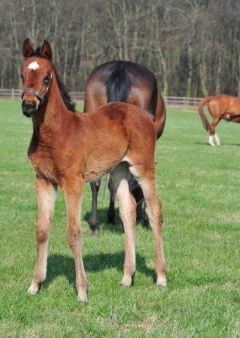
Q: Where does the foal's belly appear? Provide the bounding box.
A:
[83,146,127,182]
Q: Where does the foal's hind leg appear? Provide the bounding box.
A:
[111,164,137,287]
[88,179,101,235]
[139,176,166,286]
[28,177,57,295]
[129,165,166,287]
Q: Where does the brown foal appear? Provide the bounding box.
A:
[21,39,166,302]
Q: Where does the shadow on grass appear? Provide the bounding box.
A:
[194,141,240,147]
[83,208,149,233]
[194,141,210,146]
[44,252,155,289]
[222,143,240,147]
[165,269,228,290]
[83,208,123,234]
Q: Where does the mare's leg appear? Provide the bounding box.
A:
[132,184,150,228]
[130,166,166,287]
[84,91,106,234]
[107,178,116,224]
[88,179,101,235]
[111,164,136,287]
[28,176,57,294]
[64,178,88,302]
[141,200,150,228]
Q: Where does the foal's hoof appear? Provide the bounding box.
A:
[120,275,132,287]
[77,290,88,303]
[157,275,167,288]
[28,283,39,295]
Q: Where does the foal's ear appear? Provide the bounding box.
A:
[23,39,35,58]
[40,40,52,61]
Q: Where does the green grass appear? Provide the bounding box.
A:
[0,100,239,337]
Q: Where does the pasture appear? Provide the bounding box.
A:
[0,99,239,337]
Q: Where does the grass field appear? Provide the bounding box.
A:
[0,99,240,337]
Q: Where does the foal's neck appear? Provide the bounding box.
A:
[32,71,70,138]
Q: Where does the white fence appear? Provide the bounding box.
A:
[0,89,85,101]
[164,96,201,106]
[0,88,201,106]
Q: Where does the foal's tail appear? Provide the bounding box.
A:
[106,63,131,102]
[198,96,214,131]
[154,93,166,139]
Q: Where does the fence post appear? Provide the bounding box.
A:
[11,88,14,99]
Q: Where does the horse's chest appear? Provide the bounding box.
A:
[28,146,56,181]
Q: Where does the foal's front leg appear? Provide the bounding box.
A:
[64,178,88,302]
[28,176,57,294]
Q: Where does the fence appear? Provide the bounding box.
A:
[0,89,85,101]
[0,88,201,106]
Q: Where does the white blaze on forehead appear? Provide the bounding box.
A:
[28,61,40,70]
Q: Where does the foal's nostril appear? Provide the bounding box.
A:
[23,100,36,108]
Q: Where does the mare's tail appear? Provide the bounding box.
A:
[106,63,131,102]
[154,93,166,139]
[198,96,214,131]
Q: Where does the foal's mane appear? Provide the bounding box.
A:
[53,70,76,112]
[34,47,76,112]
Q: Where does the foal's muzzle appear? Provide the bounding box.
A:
[22,100,37,117]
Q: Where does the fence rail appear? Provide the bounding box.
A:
[0,88,202,106]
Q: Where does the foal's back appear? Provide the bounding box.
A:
[79,102,156,182]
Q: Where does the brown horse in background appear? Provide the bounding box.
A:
[21,39,166,302]
[84,61,166,234]
[198,95,240,146]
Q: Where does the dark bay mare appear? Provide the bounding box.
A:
[21,39,166,302]
[198,95,240,146]
[84,61,166,234]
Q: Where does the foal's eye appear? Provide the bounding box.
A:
[43,75,50,85]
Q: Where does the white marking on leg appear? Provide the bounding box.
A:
[28,61,40,70]
[122,156,141,178]
[157,274,167,287]
[208,135,215,146]
[213,133,221,146]
[121,155,131,164]
[28,283,39,295]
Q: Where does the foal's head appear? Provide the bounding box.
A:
[21,39,53,117]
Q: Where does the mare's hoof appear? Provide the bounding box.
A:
[88,213,99,227]
[89,226,99,237]
[142,218,150,229]
[107,213,115,224]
